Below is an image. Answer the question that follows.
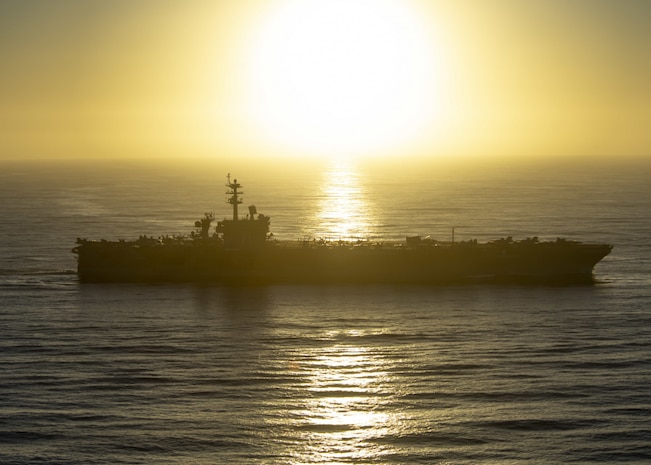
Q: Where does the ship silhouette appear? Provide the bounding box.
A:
[73,175,612,284]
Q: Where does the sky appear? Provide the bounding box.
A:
[1,0,650,162]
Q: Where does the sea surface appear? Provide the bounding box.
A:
[1,157,650,464]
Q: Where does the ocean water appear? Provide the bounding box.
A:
[1,157,650,464]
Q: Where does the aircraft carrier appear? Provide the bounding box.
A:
[73,176,612,284]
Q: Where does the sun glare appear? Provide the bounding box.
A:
[290,343,396,462]
[315,161,376,240]
[246,0,443,160]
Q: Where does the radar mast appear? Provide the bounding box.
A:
[226,174,243,221]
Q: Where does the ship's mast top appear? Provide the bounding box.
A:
[226,174,243,221]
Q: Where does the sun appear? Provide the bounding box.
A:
[245,0,444,160]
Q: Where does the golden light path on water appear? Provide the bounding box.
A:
[289,338,401,463]
[314,161,377,241]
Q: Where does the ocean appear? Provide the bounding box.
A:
[1,157,650,464]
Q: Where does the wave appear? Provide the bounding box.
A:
[0,268,78,291]
[0,267,76,276]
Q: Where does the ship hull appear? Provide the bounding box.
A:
[75,241,612,285]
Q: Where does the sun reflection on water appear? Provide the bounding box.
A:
[313,161,377,241]
[289,340,400,463]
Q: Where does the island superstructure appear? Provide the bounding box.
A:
[73,175,612,284]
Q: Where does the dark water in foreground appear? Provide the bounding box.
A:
[1,158,650,464]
